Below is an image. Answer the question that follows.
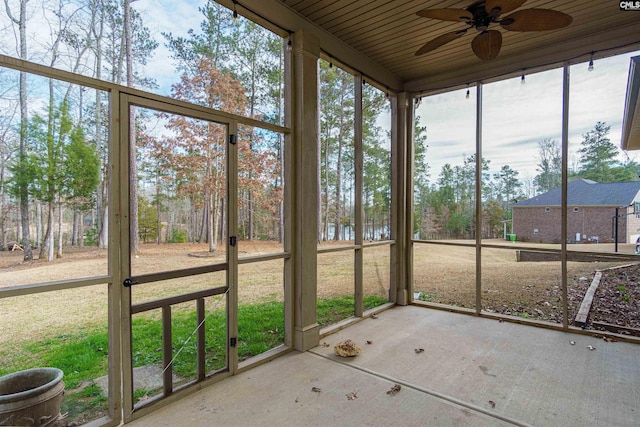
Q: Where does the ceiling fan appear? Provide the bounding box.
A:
[415,0,573,60]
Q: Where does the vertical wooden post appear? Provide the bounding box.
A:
[292,30,320,351]
[110,89,124,423]
[227,120,239,371]
[475,83,483,314]
[197,298,205,380]
[283,37,294,348]
[162,305,173,396]
[354,75,364,316]
[118,92,135,421]
[561,63,570,329]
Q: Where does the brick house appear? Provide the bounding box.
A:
[512,179,640,244]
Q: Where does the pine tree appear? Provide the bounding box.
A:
[577,121,619,182]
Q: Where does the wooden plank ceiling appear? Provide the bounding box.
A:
[280,0,640,94]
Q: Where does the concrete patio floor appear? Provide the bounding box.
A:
[128,306,640,426]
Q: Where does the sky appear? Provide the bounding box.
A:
[416,51,640,184]
[135,0,203,94]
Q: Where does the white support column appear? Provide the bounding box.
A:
[391,92,410,305]
[292,29,320,351]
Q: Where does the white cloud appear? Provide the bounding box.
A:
[417,50,640,181]
[135,0,204,94]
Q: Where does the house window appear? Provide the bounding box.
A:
[573,207,579,212]
[545,207,550,212]
[534,229,539,234]
[635,202,640,219]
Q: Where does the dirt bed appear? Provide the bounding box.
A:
[588,263,640,335]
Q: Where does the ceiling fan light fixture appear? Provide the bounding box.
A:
[415,1,572,60]
[471,30,502,61]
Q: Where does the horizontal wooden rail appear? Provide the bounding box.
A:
[317,245,356,254]
[362,240,395,248]
[129,263,228,286]
[238,252,289,264]
[0,276,110,299]
[131,286,227,314]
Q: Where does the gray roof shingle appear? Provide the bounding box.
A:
[515,179,640,207]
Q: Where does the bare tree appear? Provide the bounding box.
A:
[4,0,32,260]
[125,0,140,253]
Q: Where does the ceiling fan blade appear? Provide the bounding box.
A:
[415,30,466,56]
[500,9,573,31]
[471,30,502,61]
[485,0,527,17]
[416,8,473,22]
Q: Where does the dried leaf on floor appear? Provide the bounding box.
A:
[386,384,401,396]
[602,336,616,343]
[414,348,425,354]
[295,397,299,403]
[586,345,596,351]
[488,400,496,408]
[334,339,361,357]
[311,387,322,393]
[320,342,330,348]
[346,391,358,400]
[366,340,373,345]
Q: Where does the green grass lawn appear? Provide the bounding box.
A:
[2,296,388,382]
[0,295,386,423]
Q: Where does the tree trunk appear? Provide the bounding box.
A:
[93,5,107,249]
[166,209,173,242]
[15,210,20,249]
[36,202,42,248]
[56,202,63,258]
[323,137,329,242]
[278,48,284,244]
[333,85,346,241]
[200,203,208,244]
[208,193,217,252]
[6,0,33,260]
[190,195,196,243]
[156,177,161,244]
[72,209,78,246]
[78,210,84,247]
[318,77,323,243]
[125,0,139,254]
[0,125,7,250]
[220,196,226,242]
[40,201,54,261]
